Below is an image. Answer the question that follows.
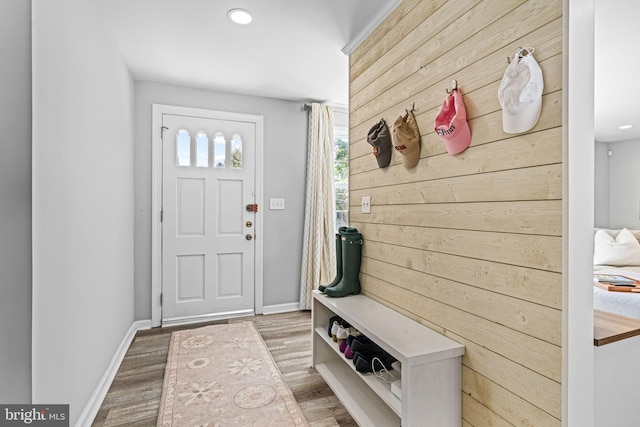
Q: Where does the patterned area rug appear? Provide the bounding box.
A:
[157,321,308,426]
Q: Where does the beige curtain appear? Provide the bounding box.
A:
[299,103,336,309]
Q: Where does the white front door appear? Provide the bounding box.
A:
[160,110,258,325]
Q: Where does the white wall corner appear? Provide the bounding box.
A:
[563,0,596,426]
[341,0,403,55]
[74,320,149,427]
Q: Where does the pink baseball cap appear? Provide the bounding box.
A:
[434,90,471,155]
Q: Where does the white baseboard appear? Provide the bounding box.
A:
[262,302,302,315]
[134,319,153,331]
[75,320,149,427]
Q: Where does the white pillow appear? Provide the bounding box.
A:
[593,228,640,266]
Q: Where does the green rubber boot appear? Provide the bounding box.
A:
[325,229,363,298]
[319,227,348,292]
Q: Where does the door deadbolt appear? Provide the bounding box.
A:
[245,234,253,240]
[246,221,253,228]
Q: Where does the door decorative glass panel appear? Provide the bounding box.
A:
[214,132,226,168]
[231,133,243,169]
[196,130,209,168]
[176,129,191,166]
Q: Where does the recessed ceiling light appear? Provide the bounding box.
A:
[227,9,252,25]
[619,124,633,130]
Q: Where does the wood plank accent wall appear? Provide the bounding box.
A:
[348,0,563,425]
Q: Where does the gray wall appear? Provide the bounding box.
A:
[604,138,640,229]
[0,0,32,403]
[134,82,308,320]
[32,0,135,423]
[594,142,610,228]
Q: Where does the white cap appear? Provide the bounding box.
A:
[498,48,543,134]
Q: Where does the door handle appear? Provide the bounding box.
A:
[246,234,253,241]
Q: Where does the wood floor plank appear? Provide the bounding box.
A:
[92,311,354,426]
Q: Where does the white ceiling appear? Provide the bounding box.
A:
[98,0,633,141]
[97,0,390,106]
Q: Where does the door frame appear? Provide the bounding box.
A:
[151,103,264,327]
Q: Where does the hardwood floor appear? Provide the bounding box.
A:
[92,311,356,426]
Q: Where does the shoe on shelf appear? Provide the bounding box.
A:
[349,336,380,353]
[352,350,393,366]
[336,325,349,350]
[327,315,342,338]
[328,317,351,342]
[345,335,373,359]
[348,327,362,337]
[344,335,356,358]
[331,321,340,342]
[353,351,397,373]
[336,325,349,340]
[344,344,354,359]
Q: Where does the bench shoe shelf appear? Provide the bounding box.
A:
[311,290,465,427]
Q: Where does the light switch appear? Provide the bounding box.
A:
[270,198,285,210]
[361,196,371,214]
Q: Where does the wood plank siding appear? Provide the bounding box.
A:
[348,0,563,425]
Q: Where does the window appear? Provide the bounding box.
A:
[213,132,226,168]
[334,126,349,230]
[195,131,209,167]
[173,128,245,170]
[176,129,191,166]
[230,133,243,169]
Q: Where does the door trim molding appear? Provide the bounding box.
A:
[151,104,264,327]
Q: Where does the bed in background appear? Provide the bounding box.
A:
[593,228,640,319]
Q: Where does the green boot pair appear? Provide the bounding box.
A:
[320,227,363,298]
[318,227,348,292]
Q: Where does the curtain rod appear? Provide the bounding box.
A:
[302,102,348,112]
